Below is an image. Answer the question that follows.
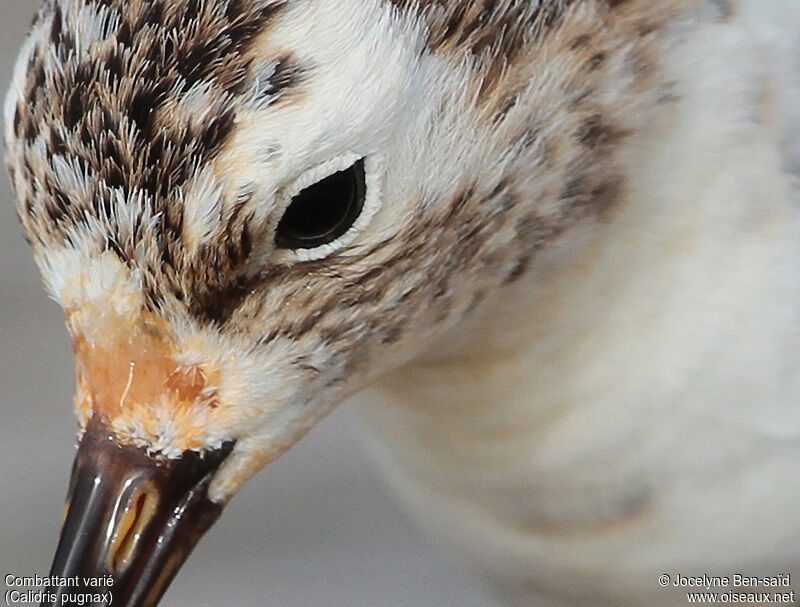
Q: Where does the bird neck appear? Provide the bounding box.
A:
[356,15,800,558]
[357,137,800,578]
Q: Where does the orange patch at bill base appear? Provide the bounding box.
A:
[70,309,221,452]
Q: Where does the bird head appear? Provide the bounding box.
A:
[5,0,671,604]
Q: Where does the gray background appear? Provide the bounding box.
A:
[0,3,493,606]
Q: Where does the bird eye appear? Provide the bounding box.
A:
[275,159,366,250]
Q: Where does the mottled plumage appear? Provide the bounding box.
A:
[5,0,800,606]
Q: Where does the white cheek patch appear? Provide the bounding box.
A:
[272,153,385,263]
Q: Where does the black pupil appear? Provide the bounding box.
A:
[275,159,366,250]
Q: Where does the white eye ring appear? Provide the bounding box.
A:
[272,153,384,263]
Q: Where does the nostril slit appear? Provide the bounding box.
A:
[108,488,160,574]
[113,493,144,572]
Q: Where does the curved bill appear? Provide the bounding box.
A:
[41,419,234,607]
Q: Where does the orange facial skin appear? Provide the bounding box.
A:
[69,307,224,453]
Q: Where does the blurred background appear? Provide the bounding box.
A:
[0,3,493,605]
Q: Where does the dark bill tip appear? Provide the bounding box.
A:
[42,419,234,607]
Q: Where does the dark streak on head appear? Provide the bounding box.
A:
[8,0,292,321]
[254,54,306,104]
[389,0,579,60]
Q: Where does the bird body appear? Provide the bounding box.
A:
[4,0,800,606]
